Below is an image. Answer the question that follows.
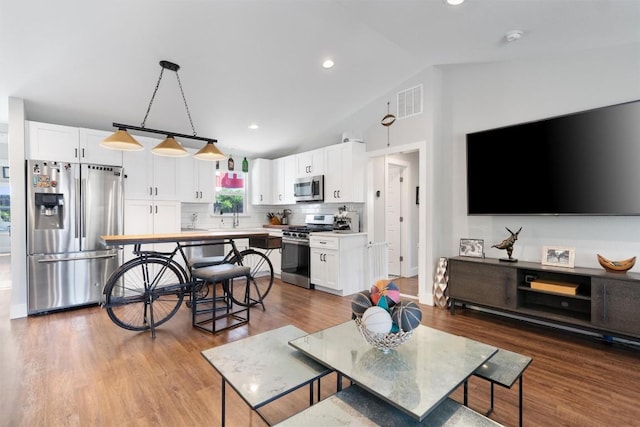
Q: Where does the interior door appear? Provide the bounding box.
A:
[386,163,403,276]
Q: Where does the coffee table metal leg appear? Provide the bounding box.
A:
[519,376,523,427]
[221,378,226,427]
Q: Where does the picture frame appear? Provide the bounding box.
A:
[541,246,575,268]
[459,238,484,258]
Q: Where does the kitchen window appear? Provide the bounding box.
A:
[213,171,246,215]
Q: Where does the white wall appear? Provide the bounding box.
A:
[355,66,444,305]
[8,97,27,318]
[445,44,640,270]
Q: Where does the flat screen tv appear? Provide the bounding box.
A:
[466,99,640,215]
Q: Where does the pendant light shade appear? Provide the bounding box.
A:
[194,141,226,161]
[151,136,189,157]
[101,129,144,151]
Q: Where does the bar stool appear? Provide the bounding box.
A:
[189,255,227,269]
[187,256,227,307]
[191,264,251,334]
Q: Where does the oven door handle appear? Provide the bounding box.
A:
[282,239,309,246]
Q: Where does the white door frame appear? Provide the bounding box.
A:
[367,141,430,304]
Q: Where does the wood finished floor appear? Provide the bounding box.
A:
[1,277,639,426]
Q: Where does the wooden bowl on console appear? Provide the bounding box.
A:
[597,254,636,273]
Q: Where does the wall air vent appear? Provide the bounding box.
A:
[397,84,423,119]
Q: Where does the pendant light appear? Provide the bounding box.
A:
[101,60,225,160]
[152,136,189,157]
[194,141,226,160]
[101,129,144,151]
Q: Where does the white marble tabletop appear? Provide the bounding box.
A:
[288,321,498,421]
[201,325,332,410]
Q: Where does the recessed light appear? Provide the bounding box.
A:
[322,59,334,69]
[248,123,259,130]
[446,0,465,5]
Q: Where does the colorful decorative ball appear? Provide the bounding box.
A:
[382,281,401,305]
[371,280,401,308]
[391,301,422,332]
[351,291,373,318]
[370,280,386,304]
[376,294,390,311]
[361,306,393,335]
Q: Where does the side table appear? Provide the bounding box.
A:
[201,325,332,426]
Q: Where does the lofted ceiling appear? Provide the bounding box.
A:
[1,0,639,158]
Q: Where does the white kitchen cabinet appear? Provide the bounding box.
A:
[177,149,215,203]
[78,128,123,166]
[123,199,181,262]
[324,141,366,203]
[26,121,123,166]
[273,154,296,205]
[296,147,325,177]
[309,233,367,296]
[122,136,179,201]
[250,158,273,205]
[310,247,339,289]
[268,247,282,277]
[26,121,79,162]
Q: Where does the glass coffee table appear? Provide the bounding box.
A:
[288,321,498,421]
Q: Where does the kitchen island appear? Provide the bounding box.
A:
[100,230,280,337]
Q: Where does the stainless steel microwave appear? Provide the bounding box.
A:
[294,175,324,202]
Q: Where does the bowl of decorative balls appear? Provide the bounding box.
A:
[351,279,423,353]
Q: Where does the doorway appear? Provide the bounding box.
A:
[368,149,420,299]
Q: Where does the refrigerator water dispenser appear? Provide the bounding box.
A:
[34,192,64,229]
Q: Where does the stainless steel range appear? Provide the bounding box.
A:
[281,214,333,288]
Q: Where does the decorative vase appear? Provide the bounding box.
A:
[433,257,449,309]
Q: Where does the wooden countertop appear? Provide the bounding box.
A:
[101,230,270,246]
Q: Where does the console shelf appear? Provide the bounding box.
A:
[449,256,640,340]
[517,286,591,301]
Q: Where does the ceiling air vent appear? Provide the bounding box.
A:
[397,84,423,119]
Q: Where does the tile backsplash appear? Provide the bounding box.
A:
[181,202,364,230]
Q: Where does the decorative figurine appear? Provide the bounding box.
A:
[492,227,522,262]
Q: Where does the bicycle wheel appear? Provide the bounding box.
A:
[104,257,187,331]
[228,249,274,307]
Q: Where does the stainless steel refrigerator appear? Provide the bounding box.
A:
[27,159,124,314]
